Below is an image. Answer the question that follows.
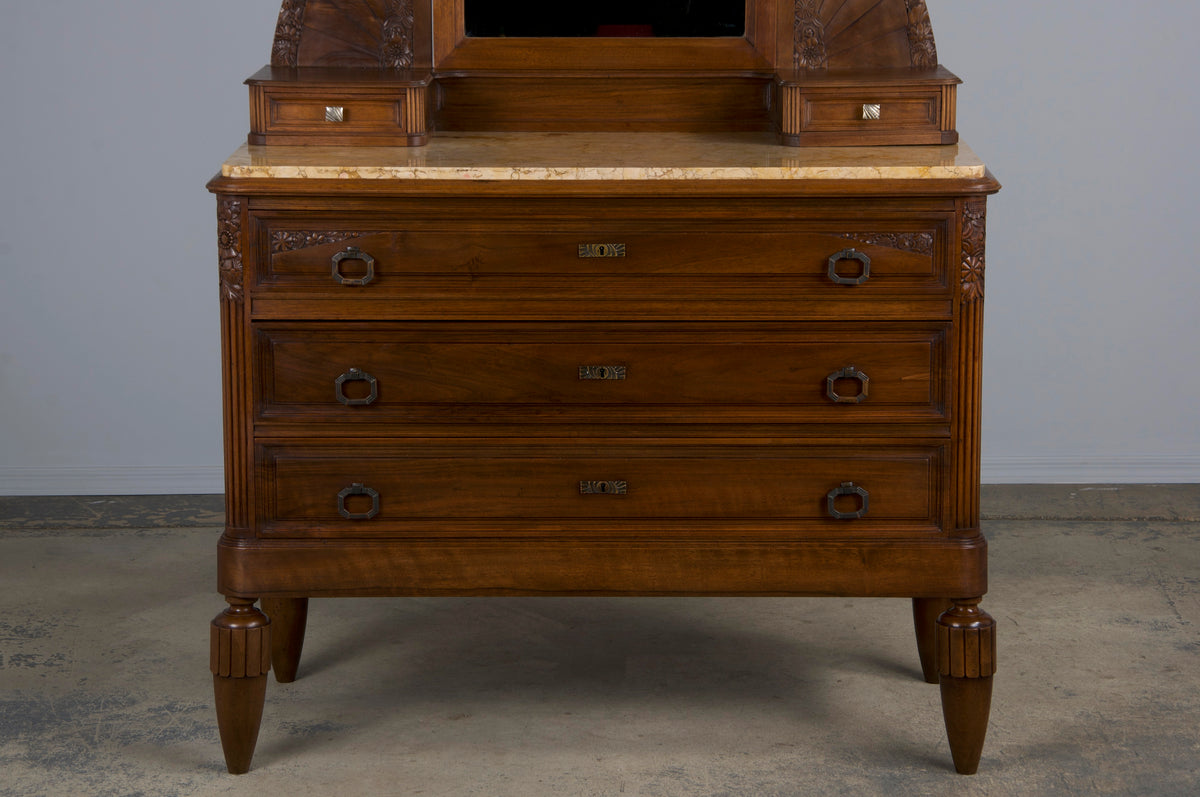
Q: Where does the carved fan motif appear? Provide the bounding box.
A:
[273,0,414,68]
[792,0,937,70]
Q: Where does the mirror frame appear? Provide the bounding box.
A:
[433,0,777,72]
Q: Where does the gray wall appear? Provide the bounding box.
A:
[1,1,1197,494]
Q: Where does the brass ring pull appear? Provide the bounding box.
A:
[331,247,375,286]
[827,482,870,520]
[338,483,380,520]
[826,366,870,404]
[334,368,378,406]
[827,248,871,286]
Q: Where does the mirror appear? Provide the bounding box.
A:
[464,0,746,38]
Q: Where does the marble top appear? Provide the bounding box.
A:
[221,132,985,181]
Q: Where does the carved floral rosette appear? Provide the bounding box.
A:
[271,0,306,67]
[793,1,828,69]
[904,0,938,68]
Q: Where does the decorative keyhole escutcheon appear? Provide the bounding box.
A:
[331,247,376,286]
[827,248,871,285]
[580,480,628,495]
[827,482,870,520]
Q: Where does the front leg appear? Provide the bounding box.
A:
[936,598,996,774]
[211,597,271,774]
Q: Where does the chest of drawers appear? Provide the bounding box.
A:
[207,134,998,774]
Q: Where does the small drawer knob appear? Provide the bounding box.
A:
[325,106,345,123]
[862,103,881,121]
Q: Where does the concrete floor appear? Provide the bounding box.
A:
[1,486,1197,796]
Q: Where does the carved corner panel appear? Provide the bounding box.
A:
[218,198,244,303]
[961,199,987,302]
[792,0,939,70]
[271,0,415,69]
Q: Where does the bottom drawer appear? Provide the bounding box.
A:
[257,441,947,538]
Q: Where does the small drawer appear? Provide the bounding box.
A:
[257,441,947,537]
[246,69,429,146]
[249,213,952,320]
[254,322,949,426]
[775,70,959,147]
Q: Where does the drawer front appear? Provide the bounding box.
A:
[249,215,951,319]
[802,90,941,134]
[257,441,946,537]
[255,323,949,425]
[247,83,428,146]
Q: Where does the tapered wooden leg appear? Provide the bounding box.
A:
[261,597,309,683]
[936,598,996,774]
[211,597,271,774]
[912,598,953,684]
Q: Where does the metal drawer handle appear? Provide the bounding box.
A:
[580,480,628,495]
[827,482,869,520]
[579,365,626,381]
[325,106,345,123]
[334,368,378,406]
[862,103,881,121]
[331,247,375,286]
[338,483,380,520]
[826,366,870,404]
[827,248,871,286]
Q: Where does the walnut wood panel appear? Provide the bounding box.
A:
[256,440,946,536]
[216,535,987,598]
[433,74,774,133]
[254,322,949,425]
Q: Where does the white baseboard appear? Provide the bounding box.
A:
[0,466,224,496]
[1,457,1197,496]
[982,455,1200,484]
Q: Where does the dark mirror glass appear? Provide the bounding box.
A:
[465,1,746,38]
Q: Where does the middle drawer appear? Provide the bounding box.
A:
[255,322,950,426]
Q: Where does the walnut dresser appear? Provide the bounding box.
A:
[207,0,999,777]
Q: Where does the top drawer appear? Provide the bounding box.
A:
[248,214,953,320]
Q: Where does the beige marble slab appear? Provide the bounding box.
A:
[221,132,985,181]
